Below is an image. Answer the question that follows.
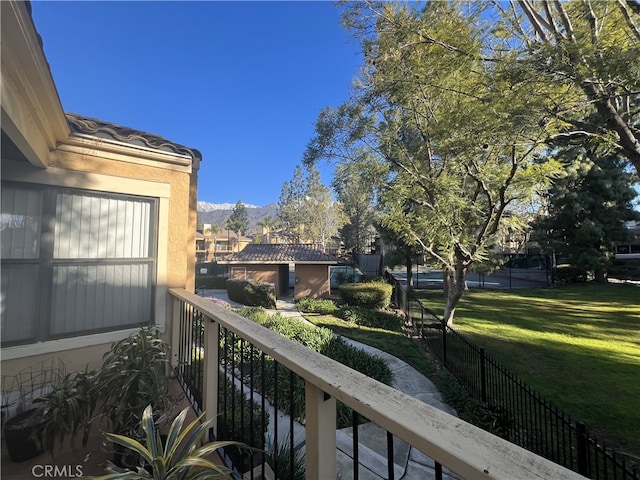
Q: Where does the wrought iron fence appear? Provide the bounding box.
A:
[171,290,459,480]
[389,275,638,480]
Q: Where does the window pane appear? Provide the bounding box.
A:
[1,187,41,259]
[1,265,38,343]
[54,193,151,259]
[50,263,151,335]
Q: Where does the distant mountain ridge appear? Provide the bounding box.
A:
[197,201,279,232]
[197,201,260,212]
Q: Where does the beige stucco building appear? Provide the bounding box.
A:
[1,1,201,376]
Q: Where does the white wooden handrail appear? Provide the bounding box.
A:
[169,288,585,480]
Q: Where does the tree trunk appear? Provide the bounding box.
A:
[442,263,468,328]
[405,247,414,291]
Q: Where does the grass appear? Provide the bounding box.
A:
[415,283,640,460]
[304,313,502,435]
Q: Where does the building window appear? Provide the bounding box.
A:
[1,184,156,346]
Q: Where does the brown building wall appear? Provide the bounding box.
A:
[294,264,331,299]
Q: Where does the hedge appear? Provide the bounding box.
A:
[195,275,227,289]
[338,282,392,309]
[226,278,276,308]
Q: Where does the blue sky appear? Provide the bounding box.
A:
[31,1,362,207]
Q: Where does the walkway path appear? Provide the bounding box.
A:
[199,290,460,480]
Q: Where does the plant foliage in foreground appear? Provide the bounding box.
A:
[88,405,242,479]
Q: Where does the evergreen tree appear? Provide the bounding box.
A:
[226,200,249,237]
[534,151,640,282]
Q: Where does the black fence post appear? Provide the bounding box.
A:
[480,348,487,403]
[576,421,589,476]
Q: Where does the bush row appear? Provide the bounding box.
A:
[338,281,393,309]
[195,274,227,289]
[337,305,404,331]
[227,278,276,308]
[295,297,337,314]
[235,307,392,427]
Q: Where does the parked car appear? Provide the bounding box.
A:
[330,265,363,289]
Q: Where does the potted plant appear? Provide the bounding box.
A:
[2,360,66,462]
[86,404,242,479]
[26,368,97,456]
[4,327,176,463]
[94,326,178,464]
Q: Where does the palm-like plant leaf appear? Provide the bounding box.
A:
[104,433,153,465]
[87,405,243,480]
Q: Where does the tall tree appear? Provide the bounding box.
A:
[304,165,345,251]
[257,215,278,243]
[332,159,377,254]
[306,2,559,326]
[278,165,306,243]
[533,150,640,282]
[226,200,249,237]
[278,164,344,248]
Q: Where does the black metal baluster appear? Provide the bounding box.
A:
[249,344,255,479]
[273,361,279,479]
[387,432,394,480]
[435,461,443,480]
[240,338,245,447]
[231,333,236,444]
[261,351,266,479]
[289,369,295,479]
[352,411,359,480]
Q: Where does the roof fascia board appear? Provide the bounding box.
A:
[56,135,193,174]
[217,260,338,265]
[1,1,69,167]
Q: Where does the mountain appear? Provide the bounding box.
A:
[197,201,279,232]
[197,201,259,212]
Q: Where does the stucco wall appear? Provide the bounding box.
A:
[231,265,280,293]
[294,264,331,299]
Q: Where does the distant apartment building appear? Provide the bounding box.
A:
[196,224,250,262]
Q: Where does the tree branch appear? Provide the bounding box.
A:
[617,0,640,41]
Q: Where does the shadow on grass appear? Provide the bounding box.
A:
[415,283,640,459]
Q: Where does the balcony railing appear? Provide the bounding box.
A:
[168,288,586,480]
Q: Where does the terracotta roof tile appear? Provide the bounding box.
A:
[219,244,337,264]
[66,113,202,161]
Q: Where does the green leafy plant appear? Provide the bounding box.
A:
[337,305,404,331]
[265,433,305,480]
[89,404,241,479]
[96,326,177,440]
[29,368,97,455]
[338,282,392,309]
[295,297,337,315]
[226,279,276,308]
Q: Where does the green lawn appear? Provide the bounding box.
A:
[416,283,640,459]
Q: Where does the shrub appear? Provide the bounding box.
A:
[337,305,404,331]
[338,282,392,309]
[237,307,393,427]
[295,297,337,315]
[608,259,640,280]
[196,275,228,289]
[227,279,276,308]
[554,265,589,284]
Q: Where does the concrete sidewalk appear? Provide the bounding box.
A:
[199,290,459,480]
